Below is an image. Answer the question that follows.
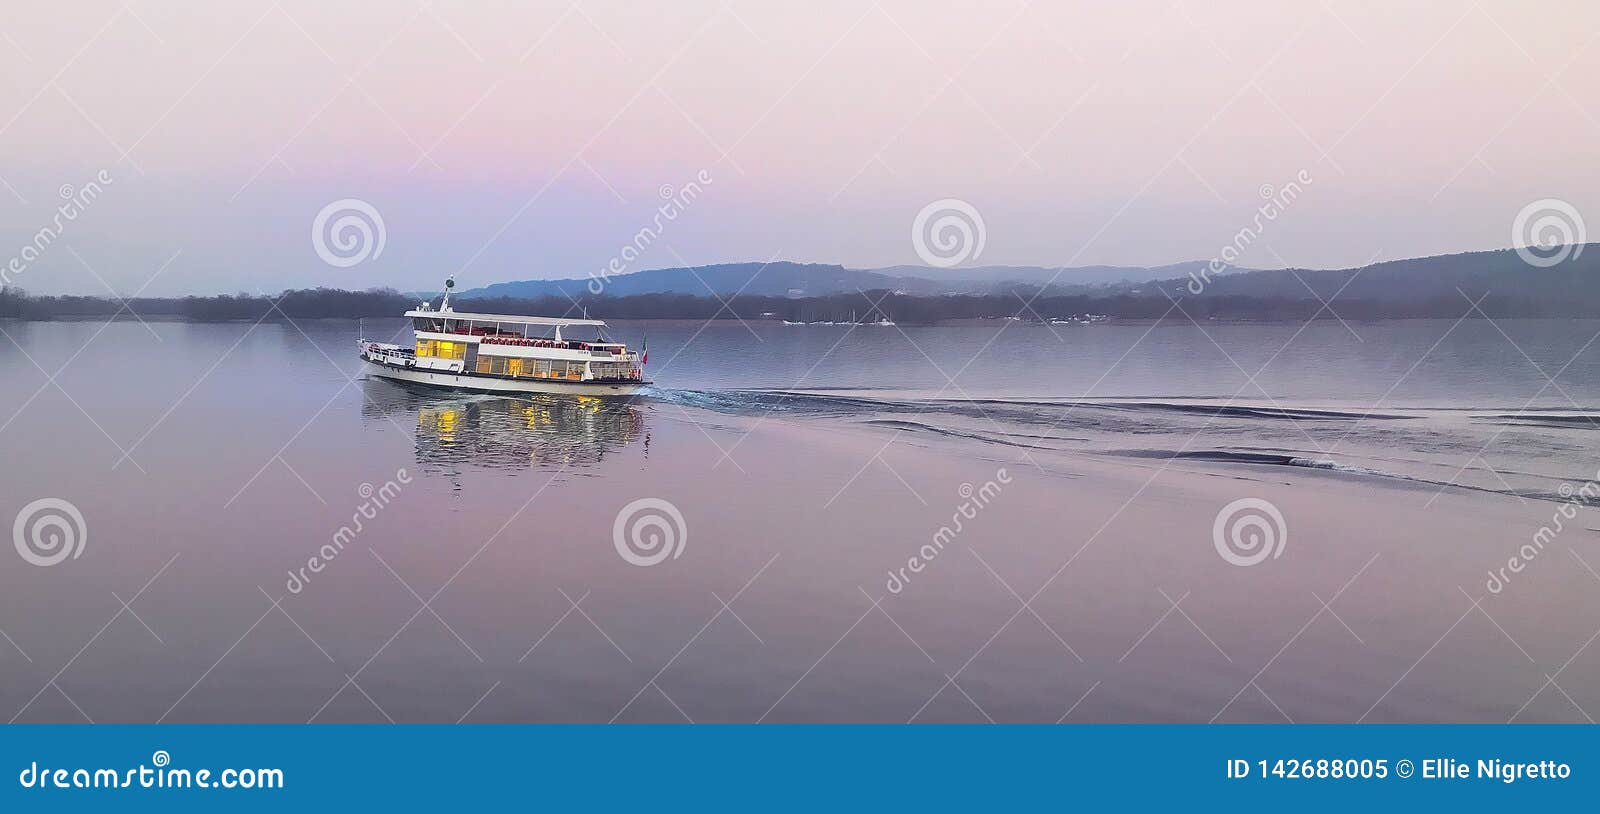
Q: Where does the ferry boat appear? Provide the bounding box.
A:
[359,278,648,397]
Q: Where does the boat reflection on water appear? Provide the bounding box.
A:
[361,380,647,478]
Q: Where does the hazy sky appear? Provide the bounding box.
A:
[2,1,1597,295]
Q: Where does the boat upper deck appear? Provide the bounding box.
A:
[404,309,606,328]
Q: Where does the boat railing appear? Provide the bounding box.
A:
[478,336,630,355]
[365,343,415,361]
[479,336,603,350]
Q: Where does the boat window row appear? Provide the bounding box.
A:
[413,317,620,350]
[590,362,642,380]
[414,317,530,335]
[415,339,466,359]
[474,356,587,380]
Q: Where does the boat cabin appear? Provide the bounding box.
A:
[401,303,643,383]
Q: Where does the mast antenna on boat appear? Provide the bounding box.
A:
[440,276,456,312]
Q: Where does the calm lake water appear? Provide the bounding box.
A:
[2,316,1598,723]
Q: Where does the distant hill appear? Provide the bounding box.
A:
[8,245,1592,323]
[386,243,1600,323]
[1150,245,1600,312]
[448,245,1600,320]
[870,261,1243,289]
[458,260,1249,299]
[461,262,942,299]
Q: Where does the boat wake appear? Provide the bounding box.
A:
[644,388,1596,504]
[1475,413,1600,430]
[862,418,1088,449]
[1110,448,1587,503]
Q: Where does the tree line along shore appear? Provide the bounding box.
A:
[3,285,1597,324]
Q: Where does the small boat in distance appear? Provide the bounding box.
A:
[359,278,648,397]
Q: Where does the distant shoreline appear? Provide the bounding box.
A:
[6,243,1598,322]
[5,312,1598,326]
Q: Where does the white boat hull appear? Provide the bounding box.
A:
[363,358,647,397]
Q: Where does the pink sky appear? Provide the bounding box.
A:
[1,1,1597,294]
